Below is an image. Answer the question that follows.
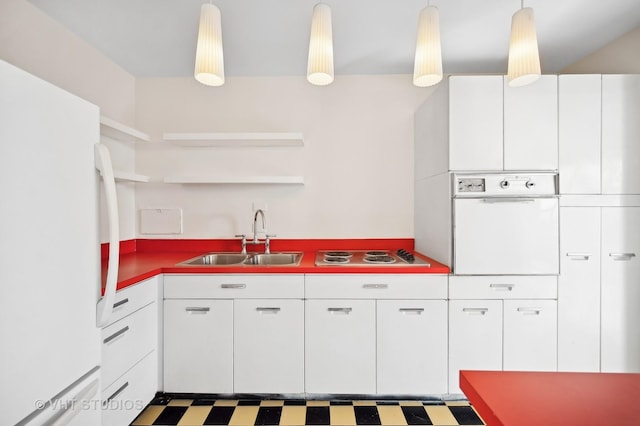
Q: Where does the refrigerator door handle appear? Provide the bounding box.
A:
[95,144,120,327]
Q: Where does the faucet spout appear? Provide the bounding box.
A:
[252,209,266,243]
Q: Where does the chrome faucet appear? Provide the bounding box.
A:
[252,209,266,243]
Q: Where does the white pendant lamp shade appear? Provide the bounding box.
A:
[413,6,443,88]
[307,3,334,86]
[507,7,541,87]
[194,3,224,87]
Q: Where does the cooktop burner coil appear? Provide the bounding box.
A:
[323,256,351,264]
[324,251,353,258]
[363,255,396,264]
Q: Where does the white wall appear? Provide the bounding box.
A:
[135,75,436,239]
[562,26,640,74]
[0,0,138,242]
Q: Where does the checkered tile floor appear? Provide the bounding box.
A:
[130,395,485,425]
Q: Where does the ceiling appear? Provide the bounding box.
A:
[27,0,640,79]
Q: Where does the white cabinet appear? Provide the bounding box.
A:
[448,276,557,394]
[601,207,640,372]
[163,299,233,393]
[503,300,557,371]
[305,274,448,395]
[449,75,504,171]
[305,299,377,394]
[101,277,158,426]
[503,75,558,170]
[558,207,601,372]
[163,274,304,394]
[558,74,640,195]
[447,75,558,172]
[558,75,602,194]
[234,299,304,393]
[448,300,502,394]
[377,300,447,394]
[602,75,640,194]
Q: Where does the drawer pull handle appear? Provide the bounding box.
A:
[363,284,388,289]
[256,307,281,313]
[462,307,488,315]
[490,284,514,291]
[517,307,542,315]
[609,253,636,261]
[221,283,246,289]
[113,298,129,309]
[103,326,129,344]
[106,381,129,402]
[328,307,352,314]
[566,253,591,260]
[186,307,210,314]
[399,308,424,314]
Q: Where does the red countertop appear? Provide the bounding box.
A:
[460,370,640,426]
[102,239,450,292]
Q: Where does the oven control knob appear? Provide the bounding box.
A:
[500,180,510,189]
[526,180,536,189]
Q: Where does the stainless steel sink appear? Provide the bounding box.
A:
[243,253,302,266]
[178,252,303,266]
[181,253,249,265]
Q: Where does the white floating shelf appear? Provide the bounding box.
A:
[100,116,150,143]
[163,176,304,185]
[162,132,304,147]
[113,170,151,183]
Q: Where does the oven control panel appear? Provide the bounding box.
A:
[453,173,558,196]
[457,178,485,192]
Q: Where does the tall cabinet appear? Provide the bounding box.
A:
[558,74,640,373]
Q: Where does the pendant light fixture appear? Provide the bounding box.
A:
[507,1,541,87]
[194,3,225,87]
[307,3,334,86]
[413,3,443,87]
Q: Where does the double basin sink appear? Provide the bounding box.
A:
[179,252,303,267]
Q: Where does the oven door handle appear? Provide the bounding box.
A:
[481,198,537,204]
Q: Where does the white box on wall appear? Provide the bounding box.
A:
[140,208,183,234]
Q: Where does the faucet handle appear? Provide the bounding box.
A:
[235,234,246,239]
[264,234,276,254]
[235,234,247,254]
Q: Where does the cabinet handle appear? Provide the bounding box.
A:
[106,382,129,402]
[328,307,352,314]
[221,283,246,289]
[517,307,542,315]
[609,253,636,261]
[103,326,129,344]
[490,283,514,291]
[399,308,424,314]
[482,198,535,204]
[256,307,281,313]
[186,307,210,314]
[113,298,129,309]
[363,284,388,289]
[566,253,591,260]
[462,307,488,315]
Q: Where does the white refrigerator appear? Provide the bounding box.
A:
[0,60,116,425]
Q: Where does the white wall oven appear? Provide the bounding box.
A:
[453,173,559,275]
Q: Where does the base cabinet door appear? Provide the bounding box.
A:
[163,299,233,393]
[305,299,376,394]
[503,300,557,371]
[558,207,601,372]
[377,300,447,394]
[448,300,502,394]
[601,207,640,372]
[234,299,304,393]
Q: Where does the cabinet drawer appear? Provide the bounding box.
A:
[102,302,157,390]
[107,277,158,326]
[305,274,447,299]
[102,351,158,426]
[164,274,304,299]
[449,275,557,299]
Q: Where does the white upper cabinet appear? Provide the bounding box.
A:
[558,75,602,194]
[602,75,640,194]
[503,75,558,171]
[447,75,558,172]
[449,76,504,171]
